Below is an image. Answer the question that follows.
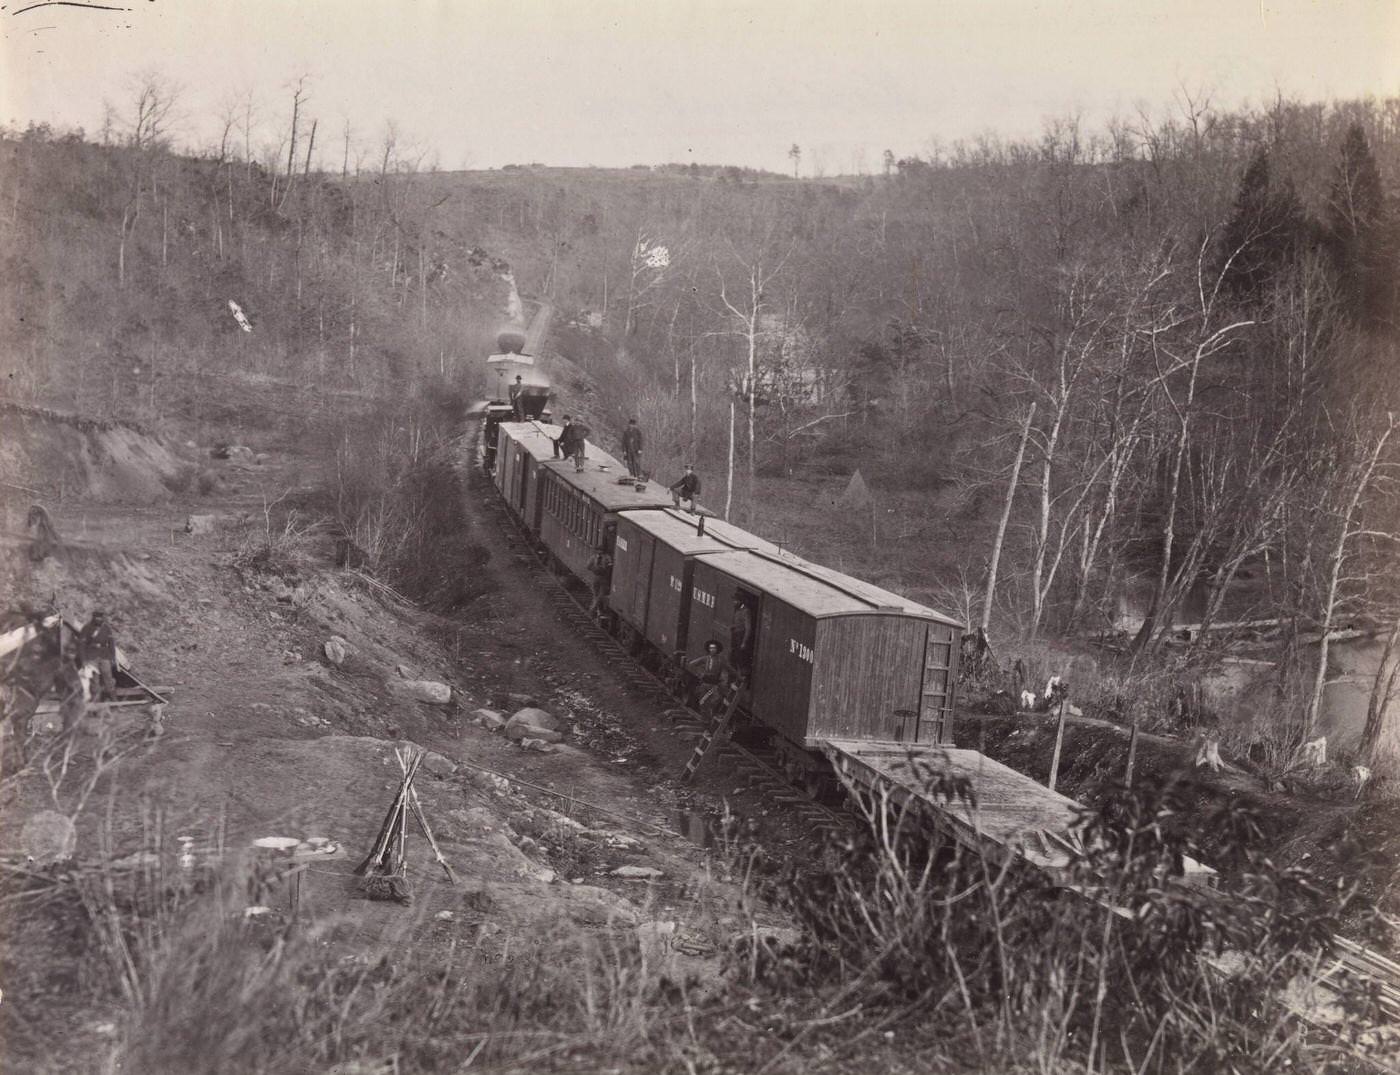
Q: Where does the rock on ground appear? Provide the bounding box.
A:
[505,707,563,742]
[388,679,452,705]
[472,708,506,731]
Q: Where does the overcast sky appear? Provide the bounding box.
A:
[1,1,1397,173]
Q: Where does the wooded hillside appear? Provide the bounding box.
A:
[5,93,1400,762]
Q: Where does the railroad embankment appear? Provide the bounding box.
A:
[0,402,795,1073]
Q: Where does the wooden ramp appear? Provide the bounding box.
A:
[819,740,1214,885]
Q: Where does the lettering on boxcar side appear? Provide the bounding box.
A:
[670,575,683,593]
[789,638,814,663]
[693,587,715,609]
[616,537,628,552]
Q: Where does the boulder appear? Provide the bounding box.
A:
[389,679,452,706]
[610,865,663,879]
[418,749,459,778]
[557,884,642,927]
[519,737,555,753]
[185,514,219,535]
[323,637,350,666]
[472,708,507,732]
[505,707,563,742]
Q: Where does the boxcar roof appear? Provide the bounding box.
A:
[761,551,964,628]
[618,509,783,556]
[531,444,675,512]
[500,421,563,462]
[696,549,947,621]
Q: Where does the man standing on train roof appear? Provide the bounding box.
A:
[556,415,588,472]
[621,418,643,478]
[509,375,526,420]
[670,464,700,512]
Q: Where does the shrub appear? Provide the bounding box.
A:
[774,757,1380,1072]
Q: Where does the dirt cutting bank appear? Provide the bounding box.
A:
[0,408,803,1074]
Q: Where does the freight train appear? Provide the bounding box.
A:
[490,418,961,785]
[485,417,1219,885]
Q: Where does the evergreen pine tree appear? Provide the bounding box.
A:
[1219,145,1308,303]
[1325,123,1394,328]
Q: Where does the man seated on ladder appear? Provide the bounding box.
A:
[686,640,728,715]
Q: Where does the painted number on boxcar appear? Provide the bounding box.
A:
[616,537,629,552]
[693,587,715,609]
[669,575,683,593]
[789,639,814,663]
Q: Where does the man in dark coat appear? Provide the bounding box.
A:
[509,375,526,420]
[79,609,118,701]
[556,416,588,472]
[587,544,614,619]
[686,640,727,713]
[621,418,643,478]
[729,595,754,681]
[669,465,700,511]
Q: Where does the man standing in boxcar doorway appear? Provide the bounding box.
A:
[729,594,754,683]
[621,418,643,478]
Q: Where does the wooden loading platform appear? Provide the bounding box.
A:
[819,739,1215,886]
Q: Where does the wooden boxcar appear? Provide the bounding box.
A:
[494,421,562,534]
[683,550,962,747]
[610,509,781,655]
[534,445,673,582]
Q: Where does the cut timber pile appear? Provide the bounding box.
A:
[354,746,457,904]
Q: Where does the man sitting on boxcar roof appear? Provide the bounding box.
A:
[669,464,701,512]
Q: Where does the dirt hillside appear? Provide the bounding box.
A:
[0,409,798,1074]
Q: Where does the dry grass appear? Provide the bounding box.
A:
[16,766,1367,1075]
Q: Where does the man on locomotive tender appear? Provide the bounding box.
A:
[686,640,727,713]
[669,464,701,512]
[509,375,526,420]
